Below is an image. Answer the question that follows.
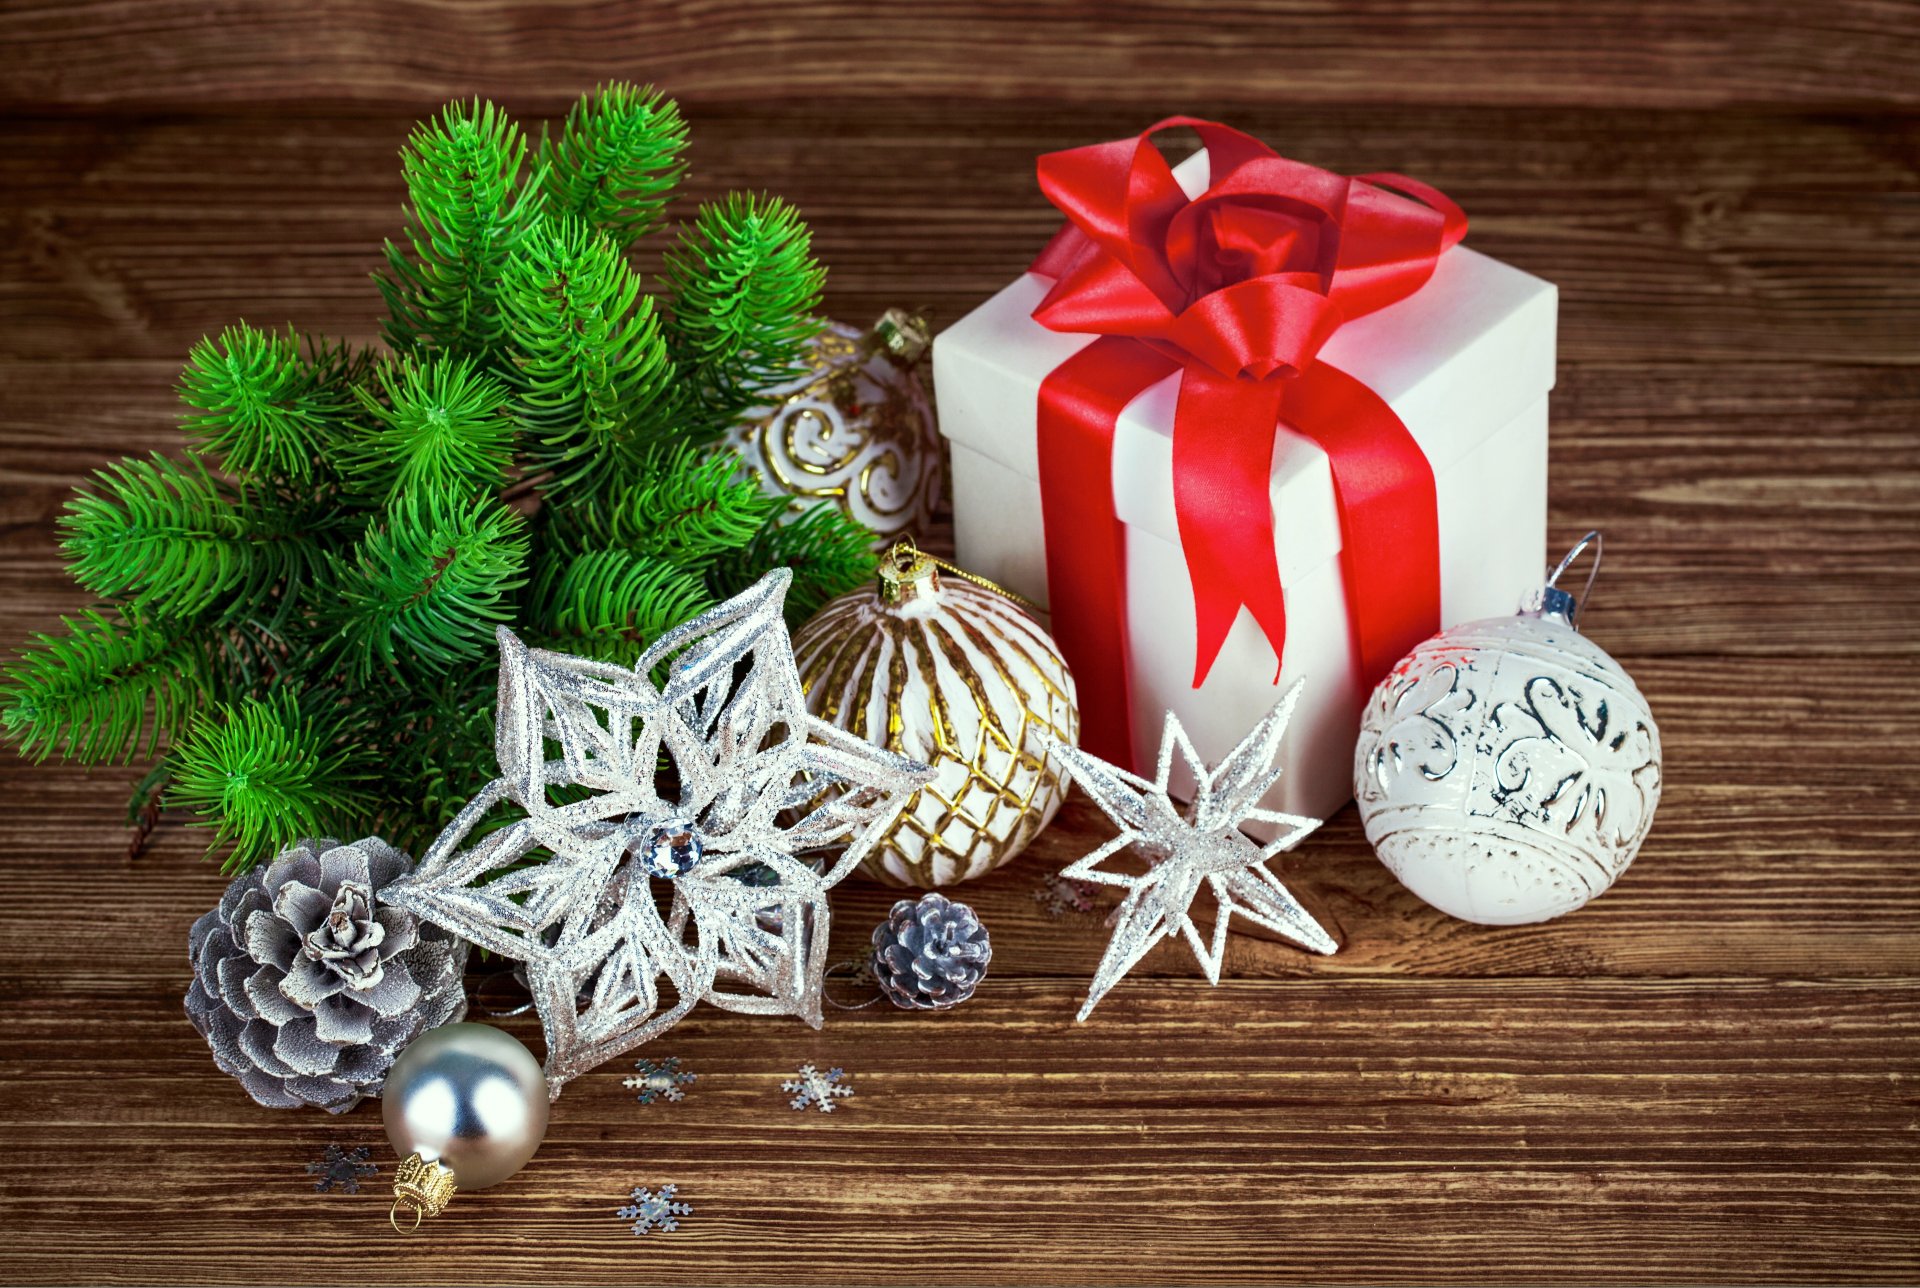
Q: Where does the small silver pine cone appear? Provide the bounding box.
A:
[184,837,468,1112]
[870,892,991,1010]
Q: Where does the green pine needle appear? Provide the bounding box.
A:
[0,610,208,764]
[178,325,344,481]
[329,495,530,679]
[538,82,688,252]
[502,214,675,495]
[548,441,783,568]
[664,192,826,427]
[709,504,878,627]
[167,691,371,873]
[531,547,715,666]
[349,354,516,501]
[59,451,318,622]
[378,99,544,357]
[386,664,500,850]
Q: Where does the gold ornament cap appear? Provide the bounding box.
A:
[390,1152,458,1234]
[878,539,942,606]
[869,309,931,366]
[877,538,1037,612]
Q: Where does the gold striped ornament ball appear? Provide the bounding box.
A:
[792,544,1079,888]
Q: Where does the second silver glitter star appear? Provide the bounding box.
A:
[1048,682,1338,1020]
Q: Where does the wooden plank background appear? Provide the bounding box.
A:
[0,2,1916,1282]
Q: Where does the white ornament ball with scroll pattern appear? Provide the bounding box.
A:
[727,310,940,548]
[1352,535,1661,925]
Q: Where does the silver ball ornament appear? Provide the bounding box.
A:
[1353,534,1661,925]
[382,1023,548,1215]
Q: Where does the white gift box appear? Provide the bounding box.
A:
[933,151,1558,827]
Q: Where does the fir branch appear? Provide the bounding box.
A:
[167,691,372,874]
[0,610,208,764]
[664,192,825,430]
[59,451,318,623]
[178,324,345,482]
[348,354,516,502]
[124,757,173,861]
[327,495,530,679]
[385,664,500,852]
[377,99,544,357]
[537,82,688,252]
[530,547,714,666]
[501,214,676,495]
[205,616,298,701]
[708,504,877,627]
[546,441,782,569]
[3,88,881,869]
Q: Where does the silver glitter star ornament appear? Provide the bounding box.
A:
[1050,682,1338,1020]
[383,570,932,1097]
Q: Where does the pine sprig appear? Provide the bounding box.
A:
[328,496,530,679]
[179,325,346,482]
[1,85,877,872]
[531,548,714,666]
[349,355,516,501]
[709,504,878,627]
[386,665,500,851]
[538,83,688,252]
[59,452,321,624]
[550,442,783,568]
[60,452,249,617]
[501,215,676,494]
[167,692,372,873]
[0,611,208,764]
[378,99,545,357]
[664,193,826,429]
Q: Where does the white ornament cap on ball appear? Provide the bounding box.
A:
[1353,533,1662,926]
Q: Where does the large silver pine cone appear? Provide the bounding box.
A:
[870,892,991,1011]
[184,837,468,1113]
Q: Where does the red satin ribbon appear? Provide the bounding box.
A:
[1029,118,1465,767]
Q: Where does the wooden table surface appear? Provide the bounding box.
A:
[1,3,1917,1284]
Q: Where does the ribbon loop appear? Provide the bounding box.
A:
[1026,120,1461,769]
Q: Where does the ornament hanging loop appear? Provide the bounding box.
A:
[1533,530,1603,627]
[822,957,886,1011]
[389,1199,425,1236]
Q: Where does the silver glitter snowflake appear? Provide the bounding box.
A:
[618,1184,692,1235]
[782,1063,854,1112]
[383,570,933,1096]
[623,1056,696,1104]
[305,1144,377,1194]
[1048,683,1338,1020]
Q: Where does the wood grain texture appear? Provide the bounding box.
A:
[5,104,1918,366]
[0,18,1917,1283]
[4,0,1919,110]
[2,976,1915,1285]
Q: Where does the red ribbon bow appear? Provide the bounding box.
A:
[1028,118,1467,767]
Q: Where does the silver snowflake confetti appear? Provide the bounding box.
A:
[384,571,933,1096]
[623,1056,696,1104]
[305,1144,378,1194]
[1048,683,1337,1021]
[1032,873,1102,919]
[618,1184,692,1235]
[782,1063,853,1112]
